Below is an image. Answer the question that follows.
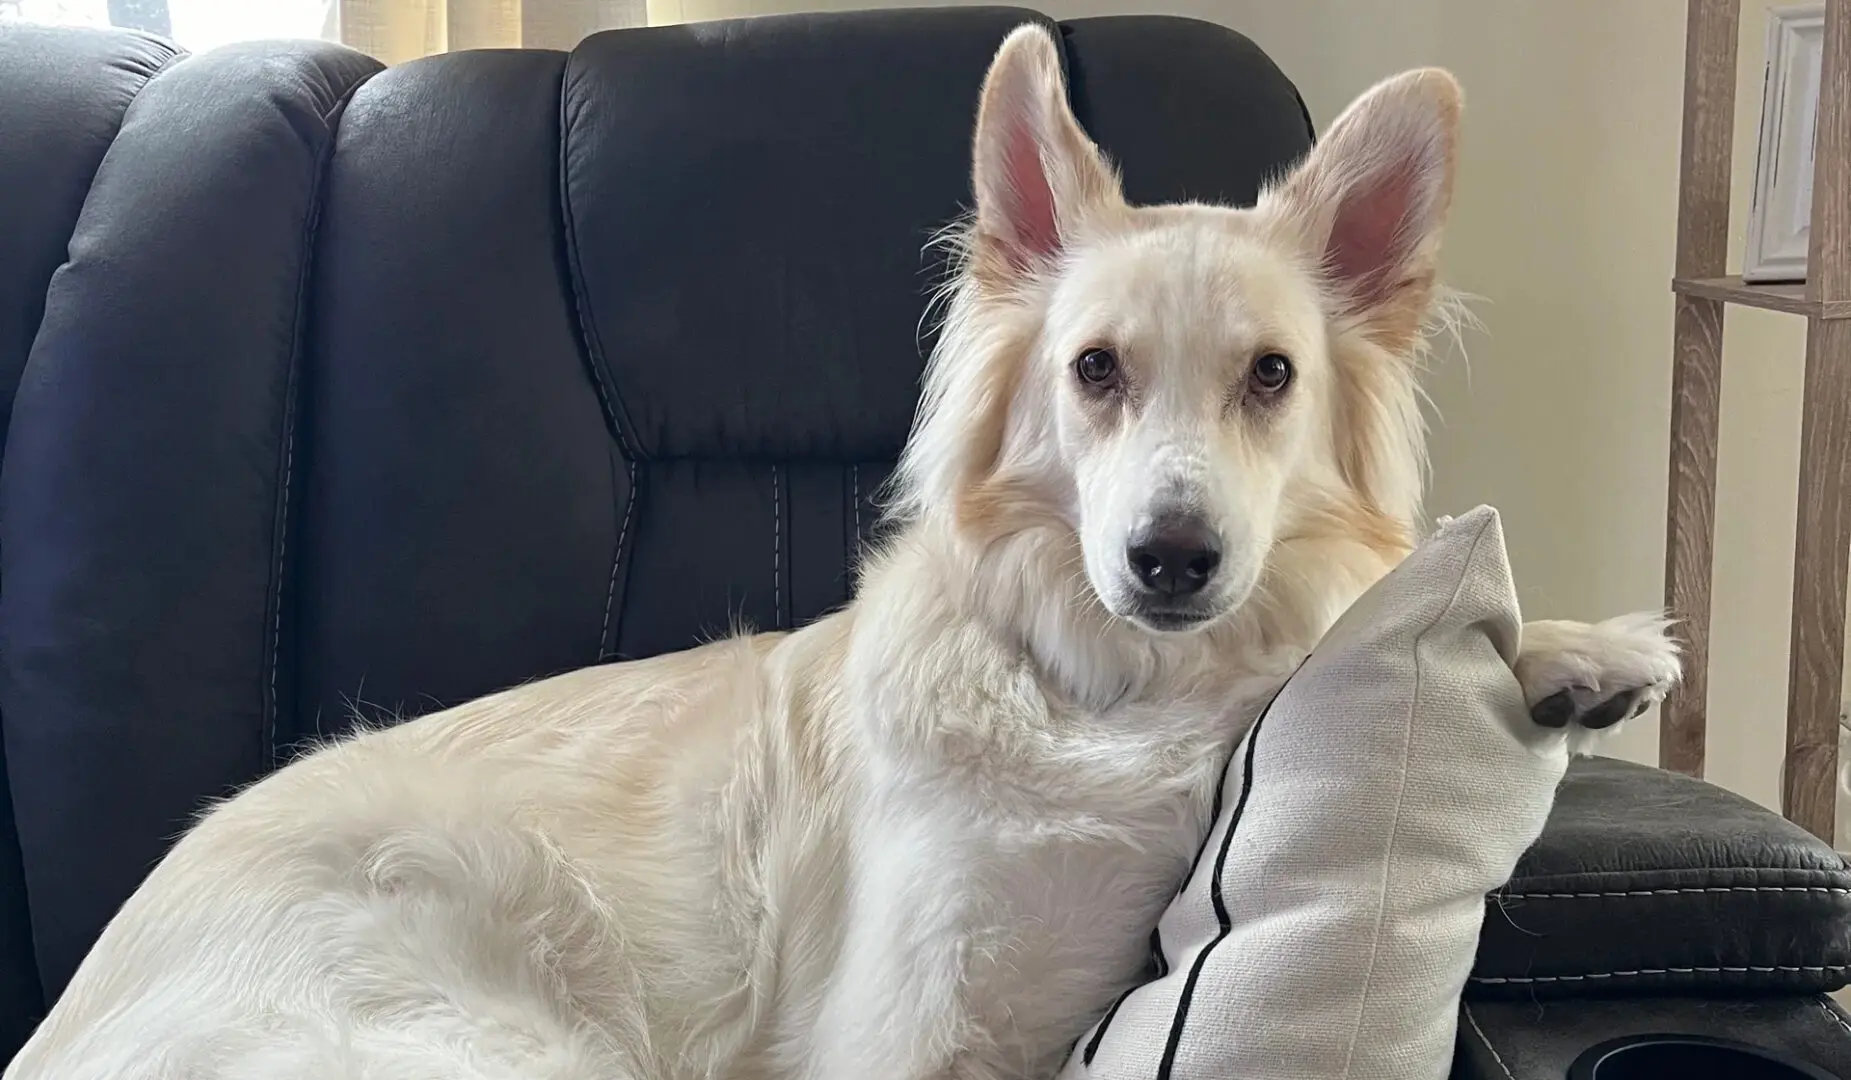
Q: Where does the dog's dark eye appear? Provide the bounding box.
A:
[1249,352,1293,394]
[1075,348,1120,387]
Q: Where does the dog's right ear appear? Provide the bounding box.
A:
[970,25,1120,280]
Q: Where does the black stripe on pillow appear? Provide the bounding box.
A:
[1177,666,1300,900]
[1081,961,1142,1064]
[1078,667,1298,1070]
[1153,711,1268,1080]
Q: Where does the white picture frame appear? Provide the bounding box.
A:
[1745,3,1825,284]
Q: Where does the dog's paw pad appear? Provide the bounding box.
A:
[1516,613,1681,746]
[1528,684,1655,731]
[1529,689,1576,729]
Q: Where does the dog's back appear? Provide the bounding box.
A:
[10,624,860,1080]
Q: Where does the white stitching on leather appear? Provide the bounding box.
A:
[1507,885,1851,898]
[266,77,378,763]
[1472,964,1850,985]
[599,460,637,659]
[267,401,296,765]
[851,464,862,547]
[1462,1004,1516,1080]
[772,464,783,628]
[1817,997,1851,1038]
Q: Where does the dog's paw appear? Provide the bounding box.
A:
[1514,613,1682,753]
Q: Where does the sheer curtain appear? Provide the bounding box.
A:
[0,0,647,60]
[339,0,645,63]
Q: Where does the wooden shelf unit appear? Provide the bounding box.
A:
[1672,275,1851,319]
[1663,0,1851,844]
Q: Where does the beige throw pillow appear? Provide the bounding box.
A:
[1061,505,1568,1080]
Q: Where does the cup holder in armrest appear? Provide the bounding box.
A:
[1568,1035,1840,1080]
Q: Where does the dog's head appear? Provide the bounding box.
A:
[897,25,1459,636]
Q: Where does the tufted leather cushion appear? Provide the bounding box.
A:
[1473,756,1851,998]
[0,11,1315,1054]
[0,32,384,1036]
[0,23,188,1054]
[297,47,610,742]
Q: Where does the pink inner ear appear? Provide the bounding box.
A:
[1326,159,1421,307]
[1000,117,1061,266]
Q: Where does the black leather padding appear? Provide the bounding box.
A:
[0,39,382,1004]
[294,49,617,743]
[1472,756,1851,998]
[0,25,182,450]
[557,8,1058,660]
[1455,995,1851,1079]
[561,7,1055,464]
[1059,15,1314,209]
[0,21,184,1057]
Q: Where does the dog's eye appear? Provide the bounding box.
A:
[1075,348,1120,387]
[1249,352,1293,394]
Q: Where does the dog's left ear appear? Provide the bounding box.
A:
[1263,69,1462,351]
[970,24,1122,280]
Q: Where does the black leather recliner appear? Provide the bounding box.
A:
[0,10,1847,1077]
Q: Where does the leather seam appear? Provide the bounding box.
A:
[263,73,377,768]
[772,464,783,629]
[1817,996,1851,1039]
[130,39,189,90]
[266,343,296,769]
[1504,885,1851,897]
[598,459,637,661]
[1471,964,1850,985]
[846,463,862,591]
[1461,1004,1516,1080]
[557,54,644,464]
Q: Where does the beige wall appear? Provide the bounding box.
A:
[654,0,1821,815]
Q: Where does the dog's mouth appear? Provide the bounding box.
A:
[1126,607,1220,634]
[1116,574,1254,635]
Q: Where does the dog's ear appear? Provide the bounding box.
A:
[970,24,1120,279]
[1264,69,1461,351]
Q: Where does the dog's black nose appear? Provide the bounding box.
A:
[1127,516,1222,598]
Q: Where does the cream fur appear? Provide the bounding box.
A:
[7,27,1679,1080]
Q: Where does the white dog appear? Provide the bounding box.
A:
[7,25,1680,1080]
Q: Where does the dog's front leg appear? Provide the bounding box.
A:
[1514,613,1682,753]
[805,818,1003,1080]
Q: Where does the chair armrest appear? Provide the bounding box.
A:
[1471,756,1851,998]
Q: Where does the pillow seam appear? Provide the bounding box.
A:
[1336,516,1499,1075]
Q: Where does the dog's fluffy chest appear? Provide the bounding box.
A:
[962,800,1213,1069]
[808,679,1237,1080]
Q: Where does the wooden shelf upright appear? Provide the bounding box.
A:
[1663,0,1851,843]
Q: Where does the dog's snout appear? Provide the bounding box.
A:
[1126,515,1222,598]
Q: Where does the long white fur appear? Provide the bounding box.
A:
[7,26,1680,1080]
